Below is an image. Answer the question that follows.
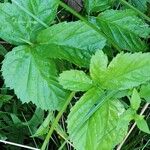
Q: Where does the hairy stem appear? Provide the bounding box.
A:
[41,92,75,150]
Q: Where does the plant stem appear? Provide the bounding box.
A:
[41,92,75,150]
[0,140,39,150]
[59,1,122,52]
[117,102,150,150]
[120,0,150,22]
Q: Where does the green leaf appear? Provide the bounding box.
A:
[93,52,150,90]
[90,50,108,83]
[33,111,68,138]
[0,0,59,44]
[0,94,12,103]
[85,0,115,13]
[121,108,135,121]
[0,44,7,56]
[0,94,12,107]
[15,0,58,24]
[96,9,150,52]
[59,70,93,92]
[10,114,22,124]
[129,0,149,12]
[0,133,7,140]
[67,88,128,150]
[113,89,132,99]
[33,112,52,137]
[2,46,68,110]
[130,89,141,110]
[36,21,106,67]
[140,83,150,102]
[26,108,44,131]
[10,108,44,134]
[135,115,150,134]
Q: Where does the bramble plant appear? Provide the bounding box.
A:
[0,0,150,150]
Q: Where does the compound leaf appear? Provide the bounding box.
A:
[2,46,68,110]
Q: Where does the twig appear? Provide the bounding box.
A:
[0,140,39,150]
[117,103,150,150]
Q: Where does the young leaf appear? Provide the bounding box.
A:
[59,70,93,92]
[140,83,150,102]
[94,53,150,90]
[90,50,108,83]
[0,0,59,44]
[36,21,106,67]
[2,46,69,110]
[85,0,115,13]
[135,115,150,134]
[130,89,141,110]
[96,9,150,52]
[121,108,135,121]
[67,88,128,150]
